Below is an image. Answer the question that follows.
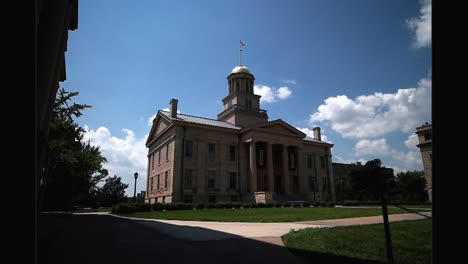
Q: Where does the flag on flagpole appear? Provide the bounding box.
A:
[240,40,245,46]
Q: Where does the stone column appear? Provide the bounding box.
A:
[266,142,274,192]
[249,141,257,192]
[282,145,290,194]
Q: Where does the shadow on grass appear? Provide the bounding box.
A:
[286,248,385,264]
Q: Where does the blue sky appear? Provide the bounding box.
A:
[65,0,432,195]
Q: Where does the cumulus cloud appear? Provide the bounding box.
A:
[311,76,431,139]
[354,138,422,172]
[277,87,292,99]
[407,0,431,48]
[355,138,391,156]
[83,126,149,195]
[284,80,296,85]
[296,127,330,143]
[404,134,419,149]
[254,85,292,103]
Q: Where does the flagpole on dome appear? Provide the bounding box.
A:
[239,40,245,65]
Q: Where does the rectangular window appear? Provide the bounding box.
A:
[184,169,192,189]
[307,154,312,168]
[165,171,169,188]
[309,176,314,191]
[208,143,216,160]
[424,133,432,141]
[289,152,295,169]
[229,172,237,189]
[258,149,264,167]
[152,153,155,168]
[229,145,236,161]
[208,195,216,203]
[320,156,325,169]
[208,170,216,188]
[228,100,232,107]
[185,140,193,158]
[166,144,169,161]
[157,174,160,189]
[158,149,161,165]
[150,177,154,192]
[184,195,193,203]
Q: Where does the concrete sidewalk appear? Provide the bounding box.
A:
[111,211,431,246]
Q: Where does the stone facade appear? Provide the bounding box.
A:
[145,64,336,204]
[416,123,432,202]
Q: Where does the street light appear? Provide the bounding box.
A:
[133,172,138,203]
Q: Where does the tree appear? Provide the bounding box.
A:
[349,159,395,201]
[98,175,129,208]
[43,88,108,210]
[394,171,428,202]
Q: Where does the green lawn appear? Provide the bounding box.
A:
[119,207,429,223]
[283,219,432,264]
[75,207,112,213]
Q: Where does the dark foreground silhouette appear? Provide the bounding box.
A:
[38,213,381,264]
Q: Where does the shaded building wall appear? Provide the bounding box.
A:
[36,0,79,212]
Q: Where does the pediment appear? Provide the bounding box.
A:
[146,113,171,146]
[244,119,306,138]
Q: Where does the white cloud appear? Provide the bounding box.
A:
[311,76,431,139]
[147,114,157,126]
[284,80,296,85]
[407,0,431,48]
[254,85,292,103]
[296,127,330,143]
[354,138,422,172]
[404,134,419,149]
[333,156,367,165]
[83,126,149,195]
[277,87,292,99]
[355,138,391,156]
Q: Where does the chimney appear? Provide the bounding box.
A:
[169,99,178,118]
[312,127,321,141]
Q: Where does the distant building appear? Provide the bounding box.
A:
[416,123,432,202]
[145,62,336,204]
[136,191,146,200]
[332,162,362,202]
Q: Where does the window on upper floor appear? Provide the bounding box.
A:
[320,156,325,169]
[208,170,216,188]
[184,169,192,189]
[208,143,216,161]
[166,144,169,161]
[229,145,236,161]
[307,154,313,169]
[185,140,193,158]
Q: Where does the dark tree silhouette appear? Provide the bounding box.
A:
[98,175,129,209]
[394,170,428,202]
[349,159,395,201]
[43,88,108,210]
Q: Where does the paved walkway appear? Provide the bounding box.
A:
[110,211,431,247]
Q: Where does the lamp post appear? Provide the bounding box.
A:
[133,172,138,203]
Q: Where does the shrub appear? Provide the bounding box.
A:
[134,203,152,212]
[116,203,135,214]
[151,203,164,211]
[257,203,266,208]
[206,203,216,209]
[326,201,336,207]
[274,203,282,208]
[265,203,274,208]
[232,202,242,209]
[194,203,205,209]
[241,203,251,208]
[302,202,310,208]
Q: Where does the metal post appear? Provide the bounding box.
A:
[133,172,138,203]
[381,181,394,264]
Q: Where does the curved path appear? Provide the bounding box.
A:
[110,211,432,246]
